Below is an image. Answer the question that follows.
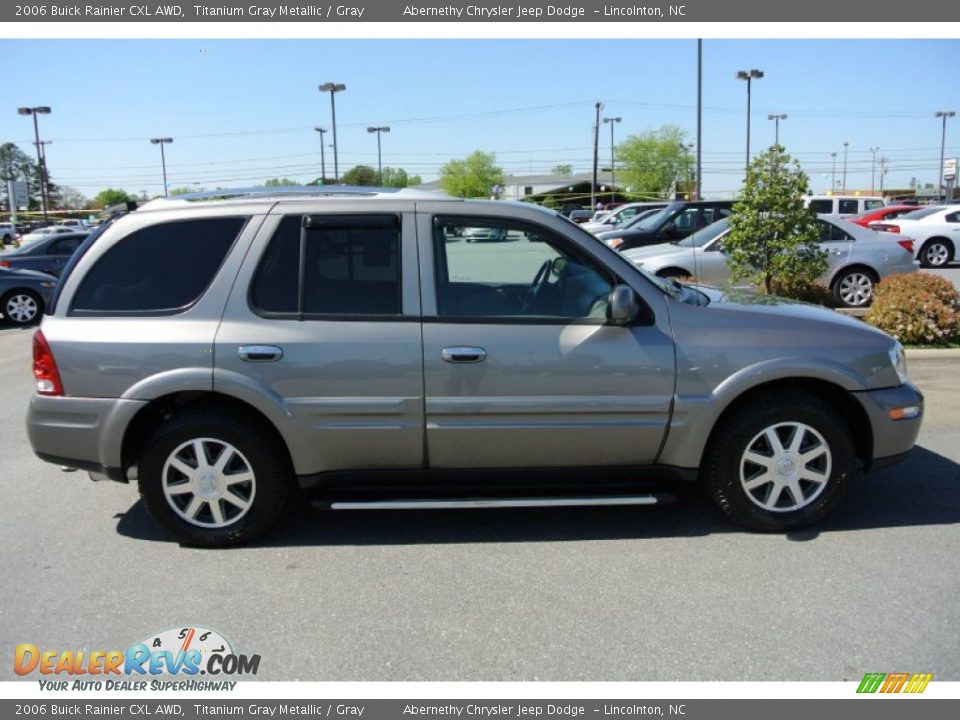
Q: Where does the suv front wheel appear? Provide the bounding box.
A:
[138,411,290,546]
[704,393,855,531]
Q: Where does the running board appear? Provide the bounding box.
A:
[329,495,669,511]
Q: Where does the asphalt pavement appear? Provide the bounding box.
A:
[0,325,957,682]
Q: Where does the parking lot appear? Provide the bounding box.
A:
[0,313,958,682]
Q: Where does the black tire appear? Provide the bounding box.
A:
[918,239,952,268]
[831,268,876,308]
[2,289,43,326]
[703,392,855,531]
[138,411,290,546]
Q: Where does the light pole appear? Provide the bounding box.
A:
[150,138,173,197]
[17,106,52,222]
[318,82,346,183]
[367,126,390,186]
[768,113,787,146]
[830,152,837,193]
[869,147,879,193]
[936,111,956,202]
[602,116,621,202]
[842,142,849,193]
[313,127,327,184]
[736,69,763,173]
[591,102,601,209]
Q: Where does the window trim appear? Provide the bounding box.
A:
[248,212,404,322]
[431,214,624,325]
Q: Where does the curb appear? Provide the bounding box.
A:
[905,348,960,360]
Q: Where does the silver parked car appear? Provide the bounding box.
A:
[623,215,917,308]
[27,188,923,546]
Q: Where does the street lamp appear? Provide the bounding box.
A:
[313,127,328,184]
[767,113,787,146]
[869,147,879,193]
[735,69,763,173]
[842,141,849,193]
[150,138,173,197]
[602,116,621,201]
[367,126,390,186]
[17,106,52,221]
[936,111,956,201]
[830,152,837,193]
[318,82,346,183]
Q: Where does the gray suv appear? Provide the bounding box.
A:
[27,188,924,546]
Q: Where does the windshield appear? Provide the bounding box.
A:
[621,208,663,229]
[631,205,677,232]
[675,218,731,248]
[899,207,942,220]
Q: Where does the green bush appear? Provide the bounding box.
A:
[865,273,960,345]
[765,278,837,308]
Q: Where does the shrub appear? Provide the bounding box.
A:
[865,273,960,345]
[765,278,837,308]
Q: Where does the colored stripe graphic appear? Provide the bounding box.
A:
[857,673,885,693]
[904,673,933,694]
[881,672,910,693]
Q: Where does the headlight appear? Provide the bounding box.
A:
[888,342,908,384]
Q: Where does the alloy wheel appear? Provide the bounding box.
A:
[162,438,256,528]
[739,422,832,513]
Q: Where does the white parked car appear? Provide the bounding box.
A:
[579,202,667,235]
[869,204,960,268]
[804,195,886,217]
[622,215,917,308]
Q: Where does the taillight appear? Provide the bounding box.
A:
[874,223,900,234]
[897,239,915,253]
[32,330,64,396]
[0,260,9,268]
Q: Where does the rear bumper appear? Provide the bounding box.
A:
[27,395,146,480]
[852,382,924,470]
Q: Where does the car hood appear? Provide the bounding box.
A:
[694,284,887,333]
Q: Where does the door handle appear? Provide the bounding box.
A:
[238,345,283,362]
[442,346,487,364]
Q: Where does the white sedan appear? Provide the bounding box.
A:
[869,204,960,268]
[622,215,917,308]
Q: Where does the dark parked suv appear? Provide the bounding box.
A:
[26,188,922,546]
[597,200,735,251]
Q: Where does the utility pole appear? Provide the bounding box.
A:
[879,157,887,194]
[869,147,879,193]
[830,152,837,193]
[696,39,702,200]
[314,127,327,183]
[842,142,849,193]
[591,102,602,209]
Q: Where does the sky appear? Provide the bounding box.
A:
[1,38,958,202]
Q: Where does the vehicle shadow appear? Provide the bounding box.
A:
[114,445,960,547]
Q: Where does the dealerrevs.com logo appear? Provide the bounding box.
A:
[14,626,259,690]
[857,672,933,694]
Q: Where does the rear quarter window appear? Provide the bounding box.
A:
[69,217,246,315]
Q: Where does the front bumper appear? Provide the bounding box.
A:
[27,395,147,481]
[852,381,924,469]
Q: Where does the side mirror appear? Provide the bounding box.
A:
[607,284,639,325]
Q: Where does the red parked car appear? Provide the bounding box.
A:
[846,204,918,228]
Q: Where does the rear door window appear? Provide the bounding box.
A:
[70,217,246,314]
[251,214,402,318]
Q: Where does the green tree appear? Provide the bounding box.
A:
[0,142,41,211]
[93,188,136,208]
[169,186,201,196]
[616,125,693,198]
[264,177,299,187]
[380,167,423,188]
[552,164,573,175]
[724,145,827,296]
[439,151,504,198]
[340,165,378,186]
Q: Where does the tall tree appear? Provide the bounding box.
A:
[552,164,573,175]
[93,188,136,208]
[724,145,826,296]
[0,142,41,211]
[263,178,299,187]
[439,151,504,198]
[340,165,378,186]
[616,126,693,198]
[380,167,423,188]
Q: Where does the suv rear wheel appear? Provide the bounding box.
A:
[138,411,290,546]
[704,392,855,531]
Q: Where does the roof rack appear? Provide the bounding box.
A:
[140,185,451,207]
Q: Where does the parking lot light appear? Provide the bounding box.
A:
[17,106,52,222]
[149,138,173,197]
[936,111,956,202]
[767,113,787,146]
[736,69,763,173]
[367,126,390,186]
[319,83,346,183]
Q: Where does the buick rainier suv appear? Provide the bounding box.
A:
[27,188,923,545]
